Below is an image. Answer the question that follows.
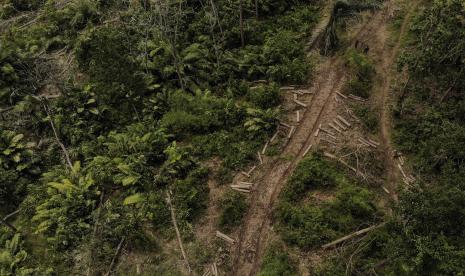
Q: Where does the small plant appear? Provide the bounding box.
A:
[218,191,248,232]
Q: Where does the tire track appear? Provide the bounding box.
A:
[230,6,390,276]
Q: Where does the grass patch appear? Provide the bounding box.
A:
[275,154,381,249]
[259,242,298,276]
[218,191,248,232]
[344,49,375,99]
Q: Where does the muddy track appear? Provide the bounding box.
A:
[230,6,391,276]
[379,1,419,201]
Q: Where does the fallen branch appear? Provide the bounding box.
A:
[270,131,280,143]
[337,115,351,127]
[294,99,308,108]
[287,126,296,138]
[216,231,235,244]
[104,237,126,276]
[247,166,257,175]
[1,209,20,232]
[257,152,263,164]
[303,144,313,157]
[38,99,73,170]
[321,223,386,249]
[166,190,192,274]
[324,152,357,173]
[262,141,269,155]
[336,91,347,99]
[329,123,342,133]
[333,119,347,130]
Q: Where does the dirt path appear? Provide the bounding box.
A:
[378,1,419,202]
[230,6,393,276]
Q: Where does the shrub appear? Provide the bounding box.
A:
[218,191,248,232]
[259,243,298,276]
[344,49,375,98]
[353,105,379,132]
[247,83,281,109]
[281,154,340,202]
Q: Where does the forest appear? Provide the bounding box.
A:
[1,0,464,275]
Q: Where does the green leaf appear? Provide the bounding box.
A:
[12,153,21,163]
[77,107,84,113]
[86,98,96,104]
[123,193,145,205]
[117,164,131,174]
[89,108,99,115]
[72,161,81,175]
[11,134,24,145]
[122,176,139,186]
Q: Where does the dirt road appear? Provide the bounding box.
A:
[230,5,395,275]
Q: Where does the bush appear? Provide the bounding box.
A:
[247,83,281,109]
[344,49,375,98]
[259,243,298,276]
[353,105,379,132]
[276,155,380,249]
[218,191,248,232]
[281,154,341,202]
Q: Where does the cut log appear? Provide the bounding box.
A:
[262,141,269,155]
[241,171,251,178]
[280,121,291,128]
[303,144,313,157]
[333,119,347,130]
[293,93,298,100]
[314,128,320,137]
[296,111,300,123]
[397,163,407,178]
[212,263,218,276]
[232,187,251,193]
[270,131,280,143]
[321,138,337,145]
[301,90,313,94]
[321,223,386,249]
[337,115,351,127]
[320,127,335,137]
[328,123,342,134]
[257,152,263,164]
[287,126,296,138]
[358,138,370,147]
[216,231,235,244]
[247,166,257,175]
[336,91,347,99]
[238,181,253,185]
[382,186,390,194]
[368,138,380,146]
[360,137,377,148]
[294,99,308,107]
[324,152,357,173]
[348,94,367,101]
[203,269,212,276]
[280,86,294,90]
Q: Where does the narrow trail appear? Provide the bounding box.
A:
[230,4,393,275]
[378,1,419,202]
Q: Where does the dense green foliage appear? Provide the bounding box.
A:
[218,191,248,232]
[315,1,465,275]
[259,243,298,276]
[0,0,322,273]
[275,154,381,249]
[344,48,375,99]
[391,2,465,273]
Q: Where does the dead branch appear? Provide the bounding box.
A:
[104,237,126,276]
[166,190,192,274]
[322,223,386,249]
